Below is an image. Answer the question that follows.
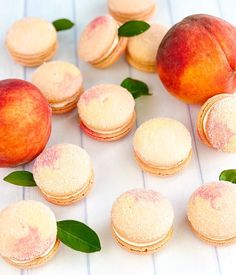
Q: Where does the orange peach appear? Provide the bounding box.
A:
[0,79,52,167]
[156,14,236,104]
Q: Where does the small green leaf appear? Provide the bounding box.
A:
[121,77,151,99]
[219,169,236,183]
[52,18,74,31]
[118,20,150,37]
[3,171,36,187]
[57,220,101,253]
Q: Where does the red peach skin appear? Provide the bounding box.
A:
[0,79,52,167]
[156,14,236,104]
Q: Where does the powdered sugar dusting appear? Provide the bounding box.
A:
[206,121,234,150]
[126,189,161,203]
[193,183,226,209]
[14,227,53,261]
[33,146,61,170]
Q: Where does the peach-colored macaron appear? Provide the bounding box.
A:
[6,17,57,67]
[197,94,236,152]
[0,200,59,268]
[188,181,236,246]
[133,118,192,175]
[126,23,168,73]
[31,61,83,114]
[32,144,93,205]
[111,189,174,254]
[77,84,136,141]
[78,15,127,68]
[108,0,156,23]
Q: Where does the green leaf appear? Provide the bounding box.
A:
[118,20,150,37]
[3,171,36,187]
[121,77,151,99]
[52,18,74,31]
[219,169,236,183]
[57,220,101,253]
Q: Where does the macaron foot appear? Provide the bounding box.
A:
[126,53,156,73]
[40,175,94,206]
[134,150,192,176]
[112,226,173,254]
[2,239,60,269]
[188,221,236,246]
[80,111,136,141]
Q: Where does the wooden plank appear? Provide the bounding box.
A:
[0,0,24,274]
[75,0,155,275]
[130,0,221,274]
[23,1,87,275]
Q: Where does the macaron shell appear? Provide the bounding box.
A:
[78,84,135,131]
[79,15,118,62]
[204,96,236,152]
[196,94,229,148]
[108,0,156,22]
[133,118,192,168]
[33,144,93,198]
[0,200,57,262]
[31,61,83,103]
[111,189,174,245]
[6,17,57,56]
[188,181,236,242]
[126,24,168,72]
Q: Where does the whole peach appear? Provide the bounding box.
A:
[0,79,52,167]
[156,14,236,104]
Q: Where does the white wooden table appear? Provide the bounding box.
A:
[0,0,236,274]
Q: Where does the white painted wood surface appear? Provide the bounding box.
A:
[0,0,235,274]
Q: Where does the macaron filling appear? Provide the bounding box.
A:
[112,226,172,248]
[80,111,136,139]
[91,35,119,64]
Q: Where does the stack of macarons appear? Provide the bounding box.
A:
[133,118,192,175]
[0,200,59,268]
[78,15,127,68]
[77,84,136,141]
[197,94,236,152]
[32,61,83,114]
[6,17,57,66]
[32,144,94,205]
[108,0,156,22]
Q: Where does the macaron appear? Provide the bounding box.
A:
[77,84,136,141]
[188,181,236,246]
[108,0,156,23]
[32,144,93,205]
[197,94,236,152]
[0,200,59,268]
[126,23,168,73]
[78,15,127,68]
[6,17,57,67]
[133,118,192,175]
[32,61,83,114]
[111,189,174,254]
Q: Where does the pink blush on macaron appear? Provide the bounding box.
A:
[188,181,236,245]
[111,188,174,254]
[0,200,59,268]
